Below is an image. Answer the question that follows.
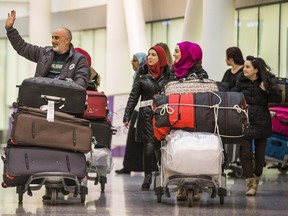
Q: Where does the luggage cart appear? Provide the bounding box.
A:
[15,172,88,205]
[154,131,227,207]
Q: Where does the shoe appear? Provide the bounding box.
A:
[115,168,130,174]
[176,188,188,201]
[245,177,257,196]
[141,174,152,191]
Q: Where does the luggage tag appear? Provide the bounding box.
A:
[47,100,55,122]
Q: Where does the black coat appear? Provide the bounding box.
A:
[123,64,171,142]
[236,72,272,139]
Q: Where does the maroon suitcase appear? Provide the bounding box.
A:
[269,106,288,136]
[84,91,108,120]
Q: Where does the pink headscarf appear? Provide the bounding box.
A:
[173,41,203,78]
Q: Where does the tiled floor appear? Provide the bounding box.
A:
[0,146,288,216]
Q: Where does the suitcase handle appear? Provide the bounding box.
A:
[280,119,288,126]
[41,95,66,104]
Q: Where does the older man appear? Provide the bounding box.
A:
[5,10,89,89]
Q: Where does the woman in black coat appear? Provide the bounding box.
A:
[236,55,276,196]
[123,45,170,190]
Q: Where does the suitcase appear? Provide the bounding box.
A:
[10,106,93,153]
[269,106,288,136]
[84,91,108,120]
[91,120,116,149]
[265,134,288,161]
[17,77,86,116]
[2,145,87,187]
[164,78,218,95]
[153,91,248,143]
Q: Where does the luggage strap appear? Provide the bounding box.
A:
[140,99,153,108]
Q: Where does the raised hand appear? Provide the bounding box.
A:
[6,10,16,29]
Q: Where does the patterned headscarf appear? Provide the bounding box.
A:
[147,45,168,79]
[173,41,203,78]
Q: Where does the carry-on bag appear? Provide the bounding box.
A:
[90,120,116,149]
[84,91,108,120]
[10,106,93,153]
[164,78,219,95]
[268,77,288,105]
[17,77,86,116]
[269,106,288,136]
[2,145,87,187]
[265,134,288,161]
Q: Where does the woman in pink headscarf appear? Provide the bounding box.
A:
[172,41,208,80]
[171,41,209,202]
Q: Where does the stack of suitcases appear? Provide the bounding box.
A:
[265,77,288,173]
[2,77,93,204]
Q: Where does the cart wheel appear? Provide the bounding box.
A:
[188,189,193,207]
[50,188,57,205]
[234,168,243,178]
[80,192,86,203]
[277,163,288,174]
[219,195,225,205]
[18,191,23,205]
[101,182,105,193]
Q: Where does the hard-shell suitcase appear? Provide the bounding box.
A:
[269,106,288,136]
[91,120,116,149]
[17,77,86,116]
[84,91,108,120]
[10,106,93,153]
[265,134,288,161]
[2,145,87,187]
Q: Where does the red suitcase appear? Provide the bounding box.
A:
[269,106,288,136]
[84,91,108,120]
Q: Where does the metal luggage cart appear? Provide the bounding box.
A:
[15,172,88,205]
[154,132,227,207]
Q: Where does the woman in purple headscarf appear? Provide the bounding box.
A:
[172,41,208,80]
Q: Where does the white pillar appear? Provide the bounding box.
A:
[123,0,147,56]
[29,0,51,76]
[202,0,235,81]
[106,0,131,95]
[181,0,203,44]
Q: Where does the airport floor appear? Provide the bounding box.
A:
[0,146,288,216]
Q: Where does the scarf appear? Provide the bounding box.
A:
[147,45,168,79]
[173,41,203,79]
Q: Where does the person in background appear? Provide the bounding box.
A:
[236,55,276,196]
[222,47,244,91]
[115,52,147,174]
[123,46,170,190]
[155,42,174,68]
[74,47,101,91]
[5,10,89,89]
[171,41,208,201]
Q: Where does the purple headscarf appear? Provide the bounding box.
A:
[173,41,203,78]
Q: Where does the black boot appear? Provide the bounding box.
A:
[141,174,152,191]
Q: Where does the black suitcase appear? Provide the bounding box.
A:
[2,145,87,187]
[91,120,116,149]
[17,77,87,116]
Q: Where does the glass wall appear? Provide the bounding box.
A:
[238,3,288,77]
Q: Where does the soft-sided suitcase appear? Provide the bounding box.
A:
[265,134,288,161]
[2,145,87,187]
[10,106,93,153]
[91,120,116,149]
[17,77,86,116]
[84,91,108,120]
[164,78,219,95]
[269,106,288,136]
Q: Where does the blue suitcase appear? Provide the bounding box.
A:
[265,134,288,161]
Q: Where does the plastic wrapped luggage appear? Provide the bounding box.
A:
[161,130,224,175]
[269,106,288,136]
[84,91,108,120]
[10,106,92,153]
[2,145,87,187]
[164,78,218,95]
[17,77,86,116]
